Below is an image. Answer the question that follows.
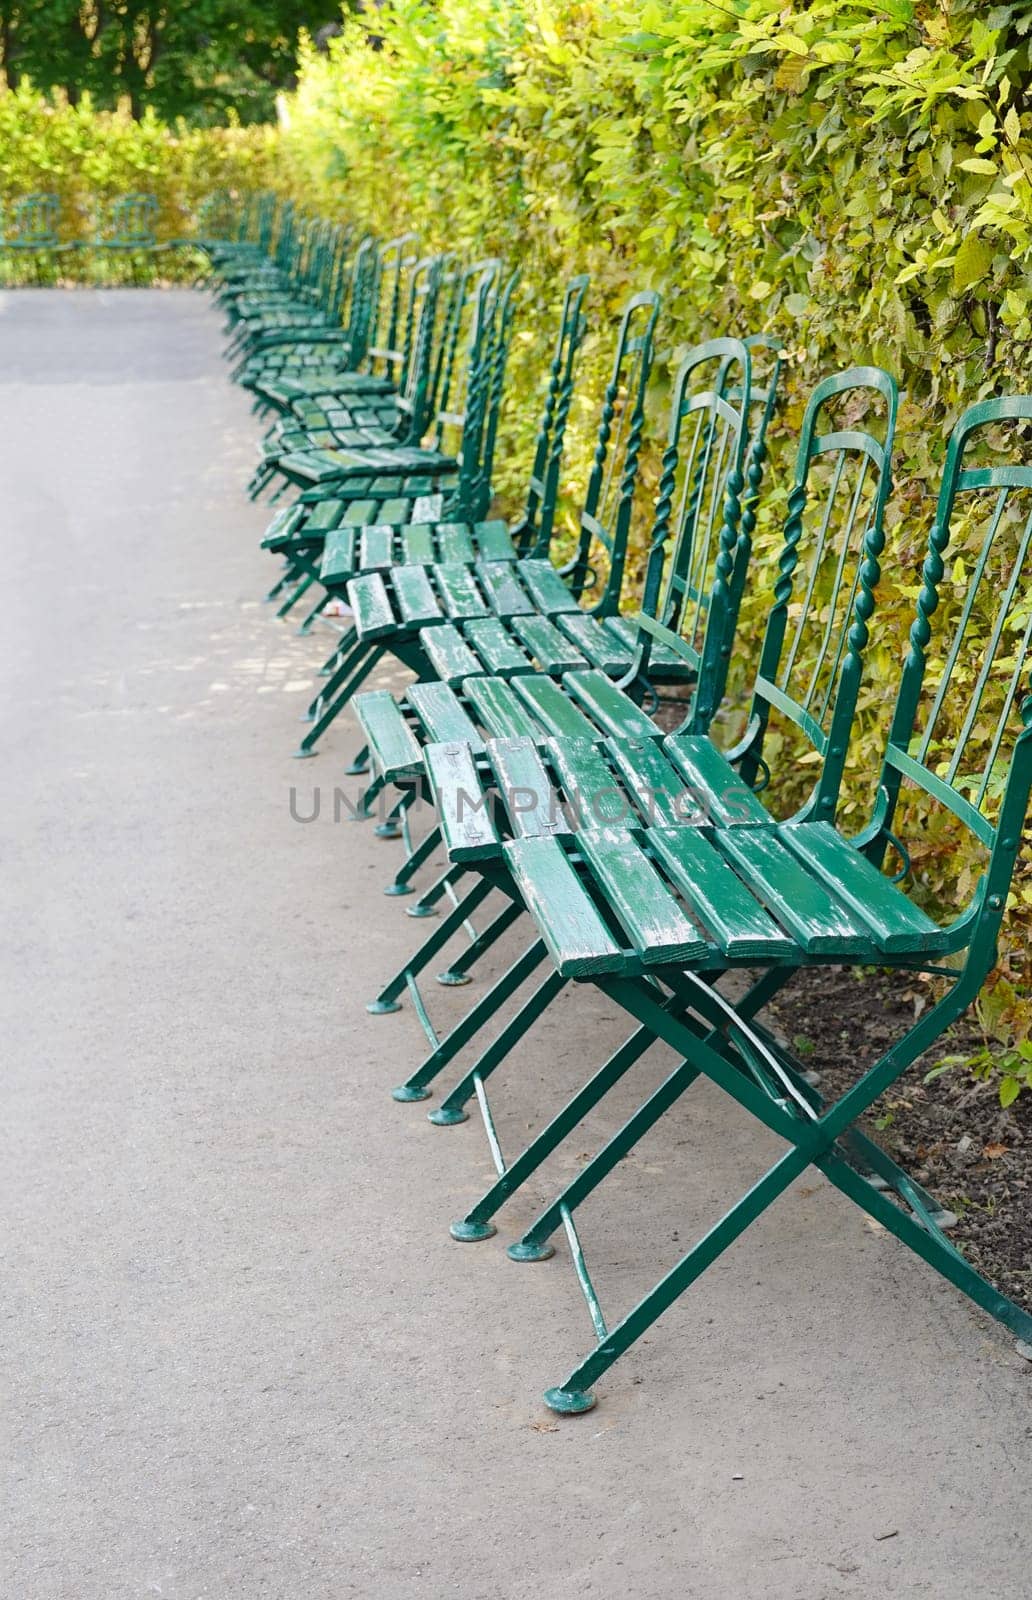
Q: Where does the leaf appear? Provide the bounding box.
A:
[1000,1077,1021,1108]
[958,158,999,175]
[952,231,995,292]
[1004,105,1021,146]
[983,1141,1008,1158]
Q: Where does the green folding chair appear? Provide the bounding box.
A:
[475,393,1032,1414]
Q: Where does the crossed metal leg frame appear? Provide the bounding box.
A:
[370,919,1032,1412]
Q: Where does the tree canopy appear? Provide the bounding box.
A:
[0,1,339,123]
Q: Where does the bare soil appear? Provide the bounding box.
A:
[766,967,1032,1311]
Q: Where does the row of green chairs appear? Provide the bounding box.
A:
[0,188,235,281]
[205,201,1032,1418]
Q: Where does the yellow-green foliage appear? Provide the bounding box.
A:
[0,81,281,272]
[280,1,1032,1021]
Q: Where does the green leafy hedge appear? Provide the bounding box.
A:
[0,83,280,274]
[280,0,1032,1034]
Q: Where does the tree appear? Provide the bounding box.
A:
[0,0,340,123]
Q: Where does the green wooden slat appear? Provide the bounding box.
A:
[280,448,356,482]
[319,527,356,584]
[512,676,602,740]
[408,682,486,752]
[323,406,359,428]
[714,828,872,956]
[576,828,708,966]
[397,525,436,564]
[512,615,588,673]
[341,498,379,527]
[358,526,395,569]
[354,690,424,781]
[462,676,543,740]
[348,572,395,641]
[662,734,770,826]
[461,618,534,676]
[557,613,635,675]
[503,836,624,979]
[411,492,444,522]
[293,404,329,426]
[605,736,700,825]
[486,737,569,840]
[424,741,501,861]
[421,624,484,684]
[546,738,621,827]
[563,670,662,740]
[370,472,410,496]
[473,520,517,561]
[405,476,442,497]
[260,504,304,550]
[378,497,413,526]
[390,565,442,627]
[354,428,398,449]
[303,497,345,531]
[432,563,490,619]
[477,561,537,618]
[646,827,795,961]
[517,559,580,614]
[435,524,476,563]
[778,822,942,954]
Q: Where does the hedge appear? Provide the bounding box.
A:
[278,1,1032,1048]
[0,82,281,274]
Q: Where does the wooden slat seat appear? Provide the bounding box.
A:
[502,816,952,980]
[277,444,457,487]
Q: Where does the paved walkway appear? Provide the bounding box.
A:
[3,290,1030,1600]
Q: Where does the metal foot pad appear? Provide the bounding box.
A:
[450,1219,496,1242]
[406,904,437,919]
[374,823,401,839]
[507,1240,555,1263]
[292,747,317,760]
[345,757,370,776]
[436,970,472,987]
[428,1106,469,1126]
[543,1387,596,1415]
[384,883,414,897]
[367,998,403,1015]
[392,1083,432,1102]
